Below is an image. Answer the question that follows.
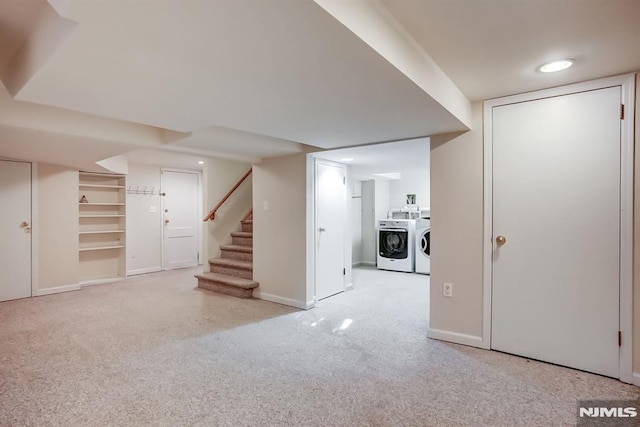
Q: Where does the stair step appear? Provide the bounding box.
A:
[209,258,252,270]
[209,258,253,280]
[220,244,253,253]
[231,231,252,246]
[195,272,258,299]
[220,244,252,262]
[230,231,252,238]
[241,219,253,233]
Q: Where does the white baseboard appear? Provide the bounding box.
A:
[352,261,376,267]
[427,328,485,349]
[632,372,640,387]
[33,283,81,297]
[253,291,311,310]
[80,277,123,287]
[127,267,162,276]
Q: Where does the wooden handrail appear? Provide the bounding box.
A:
[203,169,252,221]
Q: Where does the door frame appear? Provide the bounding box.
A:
[160,168,203,270]
[313,158,348,302]
[482,73,635,382]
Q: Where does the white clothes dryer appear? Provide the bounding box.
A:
[377,220,415,273]
[415,217,430,274]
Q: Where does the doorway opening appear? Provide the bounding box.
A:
[308,137,431,305]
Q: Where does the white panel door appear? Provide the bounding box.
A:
[316,161,346,300]
[162,170,199,270]
[0,160,31,302]
[491,87,621,377]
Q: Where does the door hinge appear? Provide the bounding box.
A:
[343,268,346,275]
[343,176,346,185]
[618,330,622,346]
[620,104,624,120]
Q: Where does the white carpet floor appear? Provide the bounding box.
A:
[0,266,638,426]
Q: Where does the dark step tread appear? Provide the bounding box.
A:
[195,272,258,289]
[241,219,253,224]
[209,258,253,270]
[220,244,253,253]
[230,231,252,238]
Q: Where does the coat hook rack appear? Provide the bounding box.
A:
[126,184,160,196]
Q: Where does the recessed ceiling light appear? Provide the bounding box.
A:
[198,161,204,165]
[539,59,574,73]
[340,158,354,162]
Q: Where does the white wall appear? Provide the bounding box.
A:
[253,153,309,308]
[361,180,376,265]
[389,171,430,209]
[374,178,390,221]
[204,158,252,267]
[126,163,162,275]
[351,179,363,265]
[429,102,484,340]
[35,163,79,294]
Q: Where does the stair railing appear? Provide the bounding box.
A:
[203,169,252,222]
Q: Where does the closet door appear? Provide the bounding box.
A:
[0,160,32,301]
[491,86,621,377]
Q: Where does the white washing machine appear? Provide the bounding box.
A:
[415,217,430,274]
[377,219,415,273]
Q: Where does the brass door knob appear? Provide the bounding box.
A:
[496,235,506,245]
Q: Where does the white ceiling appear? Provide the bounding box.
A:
[382,0,640,101]
[313,137,430,179]
[13,0,464,147]
[0,0,639,170]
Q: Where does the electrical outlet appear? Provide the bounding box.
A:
[443,283,453,297]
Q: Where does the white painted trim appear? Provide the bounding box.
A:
[481,99,493,351]
[33,283,81,296]
[352,261,375,267]
[427,328,484,348]
[345,282,354,291]
[618,73,635,384]
[305,154,316,305]
[632,372,640,387]
[80,277,123,287]
[30,162,38,298]
[482,73,636,380]
[127,267,162,276]
[253,291,309,310]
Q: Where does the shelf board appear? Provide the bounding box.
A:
[79,184,125,189]
[79,172,124,177]
[79,230,125,235]
[79,215,125,218]
[79,245,125,252]
[79,203,125,206]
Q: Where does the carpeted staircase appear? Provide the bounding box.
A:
[195,214,258,298]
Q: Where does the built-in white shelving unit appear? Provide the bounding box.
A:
[78,172,126,285]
